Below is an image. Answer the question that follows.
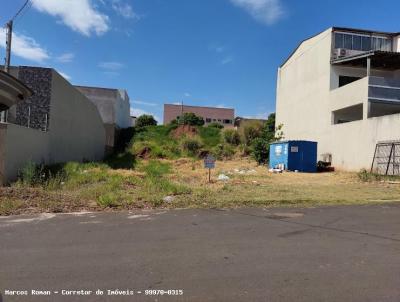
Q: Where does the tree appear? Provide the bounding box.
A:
[179,112,205,126]
[251,113,284,165]
[136,115,157,128]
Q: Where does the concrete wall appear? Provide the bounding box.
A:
[75,86,131,129]
[2,123,49,182]
[0,67,106,184]
[330,114,400,170]
[276,28,333,157]
[49,71,105,162]
[164,104,235,127]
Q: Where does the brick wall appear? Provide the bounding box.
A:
[15,67,52,131]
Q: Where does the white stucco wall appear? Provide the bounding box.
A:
[49,71,105,162]
[2,123,49,182]
[75,86,131,129]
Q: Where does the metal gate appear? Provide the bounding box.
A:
[371,141,400,175]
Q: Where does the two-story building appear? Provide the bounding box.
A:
[276,27,400,171]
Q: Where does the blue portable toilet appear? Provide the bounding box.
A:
[269,140,317,173]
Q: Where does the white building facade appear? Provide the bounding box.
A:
[276,27,400,171]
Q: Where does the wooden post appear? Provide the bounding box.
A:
[208,168,211,183]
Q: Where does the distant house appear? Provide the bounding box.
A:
[75,86,131,152]
[130,116,137,127]
[164,104,235,128]
[0,66,106,184]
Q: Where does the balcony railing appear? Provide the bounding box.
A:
[369,76,400,102]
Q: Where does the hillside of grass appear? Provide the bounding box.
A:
[129,125,238,160]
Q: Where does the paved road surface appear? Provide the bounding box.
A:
[1,204,400,302]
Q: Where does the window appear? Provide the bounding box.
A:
[223,119,232,124]
[206,118,211,123]
[352,35,361,50]
[334,32,392,52]
[361,36,371,51]
[344,35,352,49]
[339,76,361,87]
[334,33,344,49]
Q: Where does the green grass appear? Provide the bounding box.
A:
[129,125,239,160]
[198,126,222,147]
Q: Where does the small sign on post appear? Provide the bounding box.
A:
[204,155,216,183]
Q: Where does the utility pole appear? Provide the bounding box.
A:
[4,20,13,73]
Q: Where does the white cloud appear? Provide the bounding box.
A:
[98,61,124,70]
[0,31,49,63]
[221,56,234,65]
[56,52,74,63]
[32,0,110,36]
[243,112,271,119]
[184,92,191,97]
[230,0,284,25]
[112,0,139,19]
[59,71,71,80]
[130,107,160,123]
[132,100,157,107]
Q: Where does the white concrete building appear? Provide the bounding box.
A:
[276,27,400,171]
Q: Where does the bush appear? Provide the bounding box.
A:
[252,138,270,165]
[242,123,263,145]
[136,115,157,128]
[179,112,204,126]
[198,126,222,147]
[212,144,235,160]
[208,122,223,129]
[223,129,241,146]
[182,138,202,156]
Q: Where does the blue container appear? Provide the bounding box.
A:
[269,140,317,173]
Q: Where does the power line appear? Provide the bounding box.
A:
[11,0,31,23]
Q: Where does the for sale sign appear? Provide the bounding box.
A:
[204,155,216,169]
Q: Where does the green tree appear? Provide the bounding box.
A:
[179,112,205,126]
[136,115,157,127]
[251,113,284,165]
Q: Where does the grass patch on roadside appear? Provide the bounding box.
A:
[2,158,400,216]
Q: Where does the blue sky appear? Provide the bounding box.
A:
[1,0,400,122]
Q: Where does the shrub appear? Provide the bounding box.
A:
[179,112,204,126]
[213,144,235,160]
[136,115,157,128]
[252,137,270,165]
[223,129,241,146]
[208,122,223,129]
[198,126,221,147]
[242,124,262,145]
[182,138,202,156]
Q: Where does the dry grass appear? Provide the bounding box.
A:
[167,158,400,208]
[1,158,400,215]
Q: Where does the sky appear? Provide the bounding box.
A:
[1,0,400,123]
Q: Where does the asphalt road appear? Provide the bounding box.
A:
[1,204,400,302]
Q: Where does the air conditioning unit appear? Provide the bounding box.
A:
[335,48,347,58]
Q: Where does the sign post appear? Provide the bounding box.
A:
[204,155,216,183]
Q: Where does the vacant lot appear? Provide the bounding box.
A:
[1,158,400,215]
